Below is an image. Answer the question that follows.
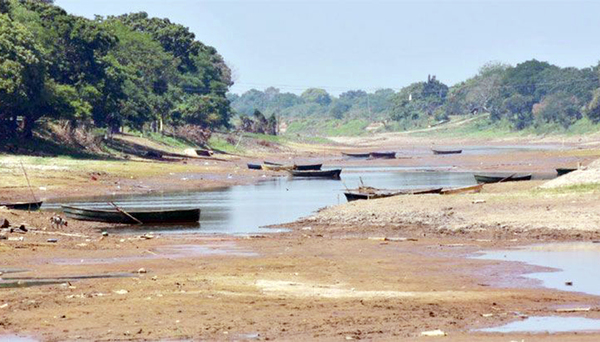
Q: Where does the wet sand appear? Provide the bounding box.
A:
[2,137,600,341]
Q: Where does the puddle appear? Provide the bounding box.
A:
[474,242,600,296]
[0,273,133,289]
[44,167,477,235]
[52,242,257,265]
[478,316,600,333]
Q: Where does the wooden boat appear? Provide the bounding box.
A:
[247,163,262,170]
[287,169,342,179]
[556,168,577,176]
[261,164,296,171]
[263,161,282,166]
[0,201,43,211]
[432,149,462,155]
[344,187,443,202]
[294,164,322,171]
[62,205,200,224]
[369,152,396,159]
[474,174,532,184]
[195,149,214,157]
[441,184,484,195]
[342,152,370,158]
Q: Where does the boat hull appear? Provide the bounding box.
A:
[556,168,577,176]
[369,152,396,159]
[247,163,262,170]
[0,201,43,211]
[295,164,322,171]
[344,187,442,202]
[342,152,370,158]
[261,164,296,171]
[195,149,214,157]
[474,174,532,184]
[288,169,342,179]
[441,184,484,195]
[62,205,200,224]
[432,149,462,155]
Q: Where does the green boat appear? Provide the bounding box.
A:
[62,205,200,224]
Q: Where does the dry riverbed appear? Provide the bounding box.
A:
[2,137,600,341]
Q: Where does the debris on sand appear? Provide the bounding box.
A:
[420,329,447,337]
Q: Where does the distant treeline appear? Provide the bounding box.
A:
[0,0,232,139]
[230,60,600,131]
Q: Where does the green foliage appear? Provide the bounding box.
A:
[0,1,232,142]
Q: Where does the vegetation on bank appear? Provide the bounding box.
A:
[231,61,600,136]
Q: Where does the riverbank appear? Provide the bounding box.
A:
[2,137,600,341]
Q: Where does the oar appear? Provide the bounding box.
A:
[108,202,143,225]
[20,161,38,213]
[498,173,516,183]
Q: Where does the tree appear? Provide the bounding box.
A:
[301,88,332,106]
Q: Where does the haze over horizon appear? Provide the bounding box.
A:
[56,0,600,95]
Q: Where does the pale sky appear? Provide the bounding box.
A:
[55,0,600,95]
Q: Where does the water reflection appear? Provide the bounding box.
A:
[45,169,476,235]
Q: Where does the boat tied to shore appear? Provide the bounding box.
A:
[432,149,463,155]
[0,201,43,211]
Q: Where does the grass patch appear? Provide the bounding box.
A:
[532,183,600,195]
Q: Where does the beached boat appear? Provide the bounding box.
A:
[556,168,577,176]
[295,164,323,171]
[342,152,370,158]
[344,187,443,202]
[62,205,200,224]
[0,201,43,211]
[474,174,532,184]
[287,169,342,179]
[247,163,262,170]
[369,152,396,159]
[195,149,214,157]
[261,164,296,171]
[432,149,463,155]
[441,184,484,195]
[263,161,282,166]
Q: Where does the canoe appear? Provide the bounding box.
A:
[342,152,370,158]
[295,164,322,171]
[344,187,442,202]
[556,168,577,176]
[263,161,282,166]
[441,184,484,195]
[474,174,532,184]
[0,201,43,211]
[195,149,214,157]
[261,164,296,171]
[62,205,200,224]
[287,169,342,179]
[247,163,262,170]
[432,149,462,155]
[369,152,396,159]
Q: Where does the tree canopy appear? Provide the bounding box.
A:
[0,0,232,139]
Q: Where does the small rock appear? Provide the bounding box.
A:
[47,239,58,243]
[102,231,109,237]
[0,304,8,309]
[113,289,128,295]
[0,218,9,229]
[472,200,486,204]
[137,268,147,274]
[151,276,158,281]
[18,225,27,232]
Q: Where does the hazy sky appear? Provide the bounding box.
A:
[55,0,600,95]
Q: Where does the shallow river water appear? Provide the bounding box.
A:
[44,167,477,234]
